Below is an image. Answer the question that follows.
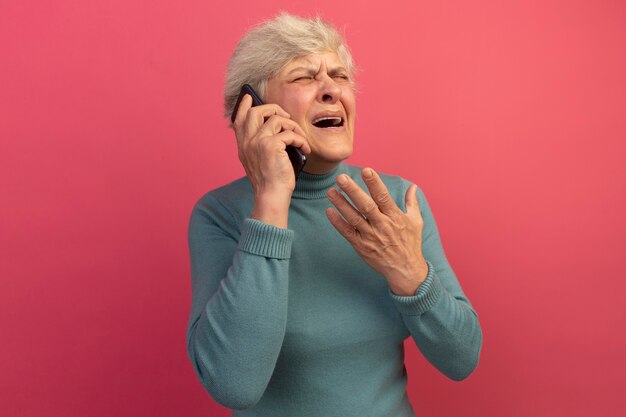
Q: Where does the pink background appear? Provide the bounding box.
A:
[2,0,625,416]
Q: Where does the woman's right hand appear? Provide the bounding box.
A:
[232,94,311,228]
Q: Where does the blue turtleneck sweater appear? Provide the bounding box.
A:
[186,163,482,416]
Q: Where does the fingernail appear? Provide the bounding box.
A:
[363,168,373,178]
[327,188,338,199]
[337,175,348,186]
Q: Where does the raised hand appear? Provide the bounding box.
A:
[232,94,311,228]
[326,168,429,296]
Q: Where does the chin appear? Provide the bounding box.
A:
[305,145,353,173]
[318,140,353,159]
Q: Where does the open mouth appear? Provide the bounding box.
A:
[312,116,344,128]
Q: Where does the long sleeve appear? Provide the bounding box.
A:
[389,186,483,381]
[186,195,293,409]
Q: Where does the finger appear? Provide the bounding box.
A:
[405,184,421,218]
[335,173,385,222]
[325,207,360,244]
[273,131,312,155]
[326,188,371,231]
[260,114,307,139]
[362,168,401,215]
[245,104,291,132]
[233,94,253,126]
[264,113,307,138]
[289,122,307,139]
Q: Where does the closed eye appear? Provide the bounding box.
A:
[293,76,313,82]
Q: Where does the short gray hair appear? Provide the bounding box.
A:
[224,13,357,120]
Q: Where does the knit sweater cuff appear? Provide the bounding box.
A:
[388,261,443,316]
[237,219,294,259]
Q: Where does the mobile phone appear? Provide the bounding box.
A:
[231,84,307,180]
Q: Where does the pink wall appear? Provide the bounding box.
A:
[2,0,625,416]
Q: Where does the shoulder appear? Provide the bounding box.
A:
[194,176,252,211]
[189,176,254,233]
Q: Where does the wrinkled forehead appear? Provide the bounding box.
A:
[279,52,349,75]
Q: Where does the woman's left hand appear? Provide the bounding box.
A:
[326,168,429,296]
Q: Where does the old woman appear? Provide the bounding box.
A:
[186,13,482,416]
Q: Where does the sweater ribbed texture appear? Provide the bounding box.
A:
[389,261,444,316]
[291,163,348,199]
[238,219,294,259]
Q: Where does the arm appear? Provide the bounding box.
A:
[187,93,311,408]
[326,168,482,381]
[388,187,482,381]
[186,197,293,409]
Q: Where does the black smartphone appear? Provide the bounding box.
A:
[231,84,307,180]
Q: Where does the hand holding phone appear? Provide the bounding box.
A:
[231,84,307,180]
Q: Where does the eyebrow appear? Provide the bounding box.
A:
[286,66,349,76]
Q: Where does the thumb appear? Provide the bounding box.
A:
[405,184,420,217]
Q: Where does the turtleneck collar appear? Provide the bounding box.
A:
[292,163,349,200]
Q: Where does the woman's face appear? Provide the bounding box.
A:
[265,51,356,174]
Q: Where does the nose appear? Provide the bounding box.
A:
[316,74,342,104]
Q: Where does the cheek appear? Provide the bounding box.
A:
[343,90,356,111]
[283,99,308,117]
[280,96,312,122]
[283,104,311,133]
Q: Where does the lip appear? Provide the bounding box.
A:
[310,111,347,134]
[310,110,346,124]
[312,124,345,132]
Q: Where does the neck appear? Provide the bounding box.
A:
[292,162,347,200]
[302,160,342,175]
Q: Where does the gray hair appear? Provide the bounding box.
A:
[224,13,357,120]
